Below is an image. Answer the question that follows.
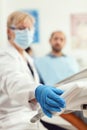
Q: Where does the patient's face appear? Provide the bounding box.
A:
[50,32,66,52]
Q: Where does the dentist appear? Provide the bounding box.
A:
[0,11,65,130]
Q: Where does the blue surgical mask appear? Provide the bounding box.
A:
[14,28,34,49]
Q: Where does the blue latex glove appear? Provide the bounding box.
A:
[35,85,66,118]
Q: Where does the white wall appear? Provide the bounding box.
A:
[0,0,7,45]
[1,0,87,58]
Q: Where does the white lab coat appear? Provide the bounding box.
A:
[0,43,40,130]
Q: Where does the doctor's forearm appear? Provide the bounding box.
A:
[61,113,87,130]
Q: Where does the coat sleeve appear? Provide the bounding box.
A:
[0,51,40,107]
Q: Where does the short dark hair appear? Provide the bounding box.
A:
[50,31,65,39]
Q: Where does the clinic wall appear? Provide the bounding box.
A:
[1,0,87,58]
[0,0,7,44]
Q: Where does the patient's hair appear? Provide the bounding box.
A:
[50,31,66,40]
[7,11,35,28]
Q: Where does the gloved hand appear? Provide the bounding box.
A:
[35,85,66,118]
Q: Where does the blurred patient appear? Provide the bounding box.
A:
[34,31,81,130]
[35,31,79,85]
